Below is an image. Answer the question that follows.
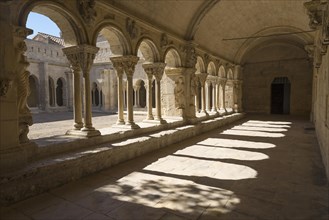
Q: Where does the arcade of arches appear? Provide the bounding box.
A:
[0,0,328,212]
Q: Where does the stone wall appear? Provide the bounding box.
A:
[313,48,329,180]
[242,44,312,116]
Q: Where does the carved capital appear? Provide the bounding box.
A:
[197,72,208,84]
[122,55,139,77]
[63,45,99,77]
[143,62,166,81]
[110,55,139,77]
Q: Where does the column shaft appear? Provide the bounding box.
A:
[73,68,83,129]
[117,73,125,124]
[126,75,135,125]
[82,72,94,130]
[147,78,154,120]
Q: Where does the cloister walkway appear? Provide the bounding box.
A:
[1,114,328,220]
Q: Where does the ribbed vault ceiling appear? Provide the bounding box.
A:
[108,0,314,63]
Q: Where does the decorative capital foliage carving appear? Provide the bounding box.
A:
[142,63,166,81]
[78,0,97,25]
[63,45,99,77]
[110,55,139,77]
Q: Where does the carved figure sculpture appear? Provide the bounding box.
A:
[174,77,185,109]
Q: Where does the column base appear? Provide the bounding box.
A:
[66,129,101,137]
[125,122,140,129]
[219,108,227,116]
[200,110,209,116]
[116,120,125,125]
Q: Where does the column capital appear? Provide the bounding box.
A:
[110,55,139,77]
[143,62,166,81]
[62,44,99,77]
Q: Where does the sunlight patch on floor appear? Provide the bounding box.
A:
[173,145,269,161]
[198,138,276,149]
[221,129,285,138]
[96,172,239,216]
[144,155,258,180]
[231,125,288,132]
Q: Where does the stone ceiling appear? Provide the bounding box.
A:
[108,0,314,63]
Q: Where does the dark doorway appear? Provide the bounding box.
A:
[271,77,290,114]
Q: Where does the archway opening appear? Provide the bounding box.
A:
[49,77,55,107]
[56,78,64,106]
[271,77,290,114]
[27,75,39,108]
[139,80,146,108]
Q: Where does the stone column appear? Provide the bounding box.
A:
[216,80,220,110]
[154,63,167,124]
[65,63,83,130]
[211,81,217,112]
[142,64,155,120]
[110,57,125,125]
[199,73,208,115]
[123,56,140,129]
[206,80,211,112]
[133,86,137,107]
[220,79,228,114]
[195,77,200,113]
[63,45,100,137]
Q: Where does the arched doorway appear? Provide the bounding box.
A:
[27,75,39,108]
[271,77,290,114]
[56,78,64,106]
[49,77,55,107]
[139,80,146,108]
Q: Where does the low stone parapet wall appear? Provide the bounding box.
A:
[0,113,245,206]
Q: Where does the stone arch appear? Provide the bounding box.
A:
[93,22,131,56]
[164,47,182,68]
[218,65,226,78]
[207,61,216,75]
[27,75,39,108]
[227,69,233,80]
[18,0,85,45]
[56,77,65,107]
[135,38,160,62]
[195,56,205,73]
[48,77,55,107]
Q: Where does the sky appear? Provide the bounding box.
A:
[26,12,61,39]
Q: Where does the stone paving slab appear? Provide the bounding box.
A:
[1,114,328,220]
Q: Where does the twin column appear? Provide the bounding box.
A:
[110,56,140,129]
[142,63,167,124]
[63,45,100,137]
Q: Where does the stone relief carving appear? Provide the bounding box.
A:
[78,0,97,25]
[126,18,139,40]
[190,73,197,96]
[183,44,197,68]
[160,33,173,49]
[174,77,185,109]
[17,71,33,143]
[0,78,13,97]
